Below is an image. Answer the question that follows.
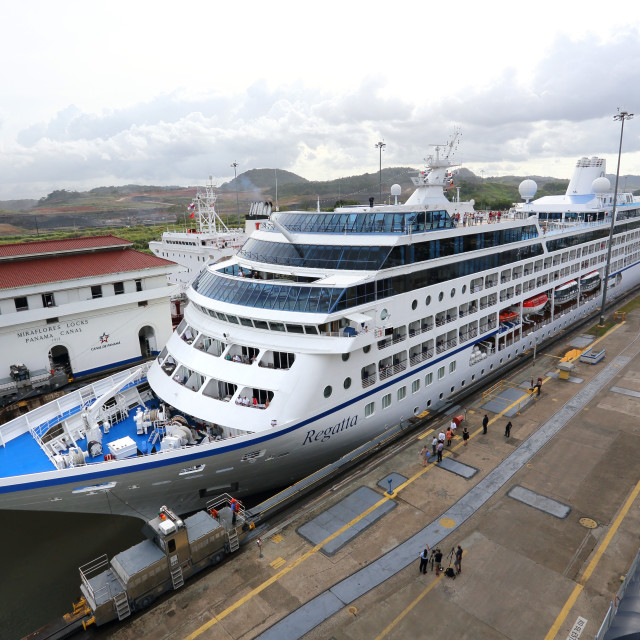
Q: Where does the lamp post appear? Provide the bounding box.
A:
[599,109,634,326]
[375,141,386,204]
[231,161,240,221]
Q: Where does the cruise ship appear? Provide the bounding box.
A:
[149,178,270,290]
[2,136,639,520]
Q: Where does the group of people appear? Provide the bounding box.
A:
[235,395,268,409]
[453,211,503,227]
[418,544,463,576]
[226,353,255,365]
[422,419,470,464]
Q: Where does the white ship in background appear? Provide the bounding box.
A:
[149,178,270,290]
[2,134,640,520]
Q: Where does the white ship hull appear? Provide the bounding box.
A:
[2,146,640,519]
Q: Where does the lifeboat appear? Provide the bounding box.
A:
[580,270,601,292]
[522,293,548,314]
[499,310,520,323]
[554,280,578,304]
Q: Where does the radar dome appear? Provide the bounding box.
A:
[592,176,610,194]
[390,184,402,196]
[519,179,538,201]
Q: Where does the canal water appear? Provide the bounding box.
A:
[1,510,144,640]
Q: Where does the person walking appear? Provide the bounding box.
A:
[438,430,446,444]
[462,426,469,446]
[482,414,488,434]
[420,445,429,467]
[504,421,512,437]
[432,435,438,458]
[418,546,430,574]
[454,545,463,574]
[536,377,542,396]
[437,441,444,462]
[446,427,453,446]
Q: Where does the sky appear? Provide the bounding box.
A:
[2,0,640,200]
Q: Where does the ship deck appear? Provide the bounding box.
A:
[0,406,153,479]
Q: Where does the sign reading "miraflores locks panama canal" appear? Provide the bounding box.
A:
[15,319,121,350]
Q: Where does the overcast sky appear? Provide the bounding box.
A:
[2,0,640,200]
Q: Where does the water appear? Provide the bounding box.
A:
[0,510,144,640]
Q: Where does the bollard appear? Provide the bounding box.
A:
[387,478,393,495]
[257,537,263,558]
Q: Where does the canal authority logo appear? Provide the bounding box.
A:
[99,333,109,344]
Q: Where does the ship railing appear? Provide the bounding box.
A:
[205,493,247,527]
[362,375,376,388]
[410,349,433,366]
[436,342,447,354]
[79,554,113,605]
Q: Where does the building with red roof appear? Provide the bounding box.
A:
[0,235,178,391]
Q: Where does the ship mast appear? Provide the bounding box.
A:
[188,176,230,234]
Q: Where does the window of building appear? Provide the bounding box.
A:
[412,379,420,394]
[397,386,406,401]
[365,402,375,417]
[42,292,55,307]
[15,297,28,312]
[91,285,102,299]
[382,393,391,409]
[114,282,125,295]
[437,366,445,380]
[135,279,143,292]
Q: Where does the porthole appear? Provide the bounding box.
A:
[427,399,432,407]
[341,353,349,362]
[500,358,503,364]
[450,288,456,297]
[490,364,494,370]
[461,380,465,387]
[507,354,511,359]
[413,406,420,416]
[324,385,332,398]
[438,292,444,302]
[380,309,389,321]
[344,377,351,390]
[363,345,371,354]
[481,368,485,375]
[411,299,417,311]
[462,285,467,294]
[439,392,444,399]
[425,295,431,306]
[471,374,475,381]
[450,386,454,393]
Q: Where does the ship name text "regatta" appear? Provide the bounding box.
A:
[302,415,359,445]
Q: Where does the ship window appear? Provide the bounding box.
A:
[438,292,444,302]
[411,299,417,310]
[451,288,456,297]
[365,402,375,417]
[342,353,349,362]
[382,393,391,409]
[239,317,253,327]
[425,295,431,306]
[91,285,102,299]
[324,385,332,398]
[254,320,268,330]
[114,282,125,295]
[397,386,406,401]
[437,366,445,380]
[304,325,319,334]
[363,345,371,354]
[227,315,239,324]
[449,361,456,373]
[286,324,304,333]
[15,297,28,312]
[425,372,433,386]
[344,377,351,389]
[412,379,420,393]
[269,322,285,332]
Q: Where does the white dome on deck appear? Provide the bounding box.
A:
[592,176,611,194]
[519,179,538,201]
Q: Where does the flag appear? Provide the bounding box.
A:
[188,203,195,210]
[189,212,195,218]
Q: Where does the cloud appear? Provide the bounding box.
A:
[2,30,640,199]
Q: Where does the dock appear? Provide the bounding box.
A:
[74,309,640,640]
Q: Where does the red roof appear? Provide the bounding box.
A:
[0,249,175,290]
[0,235,131,259]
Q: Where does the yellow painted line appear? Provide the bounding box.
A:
[418,427,434,440]
[373,574,443,640]
[270,557,286,569]
[543,475,640,640]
